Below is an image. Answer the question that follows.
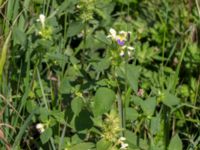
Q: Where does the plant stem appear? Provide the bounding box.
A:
[163,105,170,150]
[117,90,124,137]
[82,20,87,65]
[123,48,129,135]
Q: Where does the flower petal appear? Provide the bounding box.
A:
[117,39,125,46]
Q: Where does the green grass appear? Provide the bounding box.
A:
[0,0,200,149]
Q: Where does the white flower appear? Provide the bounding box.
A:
[76,5,81,9]
[37,14,46,28]
[107,28,117,40]
[127,51,131,56]
[119,31,131,35]
[119,31,126,35]
[118,30,131,42]
[107,28,132,47]
[127,46,134,50]
[122,45,134,50]
[118,136,129,149]
[120,143,129,149]
[119,137,126,141]
[119,49,132,57]
[119,46,134,57]
[120,50,125,57]
[36,123,45,133]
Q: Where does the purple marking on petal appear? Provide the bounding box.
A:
[117,39,125,46]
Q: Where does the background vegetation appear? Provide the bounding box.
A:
[0,0,200,149]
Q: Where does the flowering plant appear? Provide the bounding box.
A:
[107,28,134,57]
[36,14,52,40]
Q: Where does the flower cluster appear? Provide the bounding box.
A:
[77,0,94,22]
[36,123,45,133]
[36,14,52,40]
[37,14,46,29]
[107,28,134,57]
[137,88,144,97]
[101,110,121,143]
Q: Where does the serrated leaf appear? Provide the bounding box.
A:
[67,21,84,37]
[13,27,26,45]
[71,134,83,145]
[32,0,43,4]
[26,100,37,113]
[125,130,137,146]
[39,108,49,122]
[74,110,93,131]
[94,31,111,45]
[59,77,71,94]
[126,130,148,149]
[40,128,52,144]
[168,134,182,150]
[93,87,115,116]
[51,110,65,124]
[163,91,180,107]
[97,139,112,150]
[71,142,95,150]
[126,107,139,121]
[140,97,156,116]
[127,65,140,93]
[132,96,143,106]
[150,115,161,135]
[57,0,79,14]
[71,97,84,116]
[92,58,110,73]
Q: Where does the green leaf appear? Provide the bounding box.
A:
[67,21,84,37]
[168,134,182,150]
[127,64,140,93]
[13,27,26,45]
[71,142,95,150]
[46,52,68,62]
[32,0,43,4]
[59,77,71,94]
[74,110,93,131]
[71,97,84,116]
[71,134,83,145]
[150,115,161,135]
[94,31,111,45]
[125,130,148,149]
[0,32,11,83]
[132,95,143,106]
[125,130,138,148]
[39,107,49,122]
[97,139,112,150]
[126,107,139,121]
[92,58,110,73]
[51,110,65,124]
[140,97,156,116]
[56,0,79,14]
[12,109,37,149]
[163,91,180,107]
[26,100,37,113]
[40,128,52,144]
[93,87,115,116]
[117,0,137,4]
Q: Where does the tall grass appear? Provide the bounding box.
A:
[0,0,200,149]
